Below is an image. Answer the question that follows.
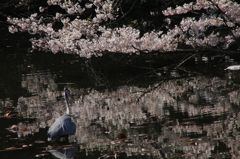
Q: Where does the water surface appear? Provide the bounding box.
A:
[1,27,240,158]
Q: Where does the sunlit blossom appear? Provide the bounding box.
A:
[7,0,240,58]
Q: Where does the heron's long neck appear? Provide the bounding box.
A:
[66,98,70,114]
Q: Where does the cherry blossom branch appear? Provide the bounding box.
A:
[209,0,240,45]
[6,0,240,58]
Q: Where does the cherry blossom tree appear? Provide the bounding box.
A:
[6,0,240,58]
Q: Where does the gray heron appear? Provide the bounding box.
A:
[47,88,76,141]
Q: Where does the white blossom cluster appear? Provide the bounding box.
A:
[163,0,240,49]
[47,0,85,14]
[163,0,240,24]
[7,0,240,57]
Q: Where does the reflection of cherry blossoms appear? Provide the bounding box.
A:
[11,69,240,158]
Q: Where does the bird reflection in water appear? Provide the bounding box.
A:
[48,144,78,159]
[47,88,76,141]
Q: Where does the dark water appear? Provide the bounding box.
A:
[1,26,240,159]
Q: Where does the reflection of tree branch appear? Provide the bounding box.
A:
[135,69,199,104]
[136,80,166,103]
[133,53,201,103]
[175,53,198,68]
[85,60,110,87]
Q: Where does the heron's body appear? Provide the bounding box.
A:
[47,114,76,141]
[47,89,76,141]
